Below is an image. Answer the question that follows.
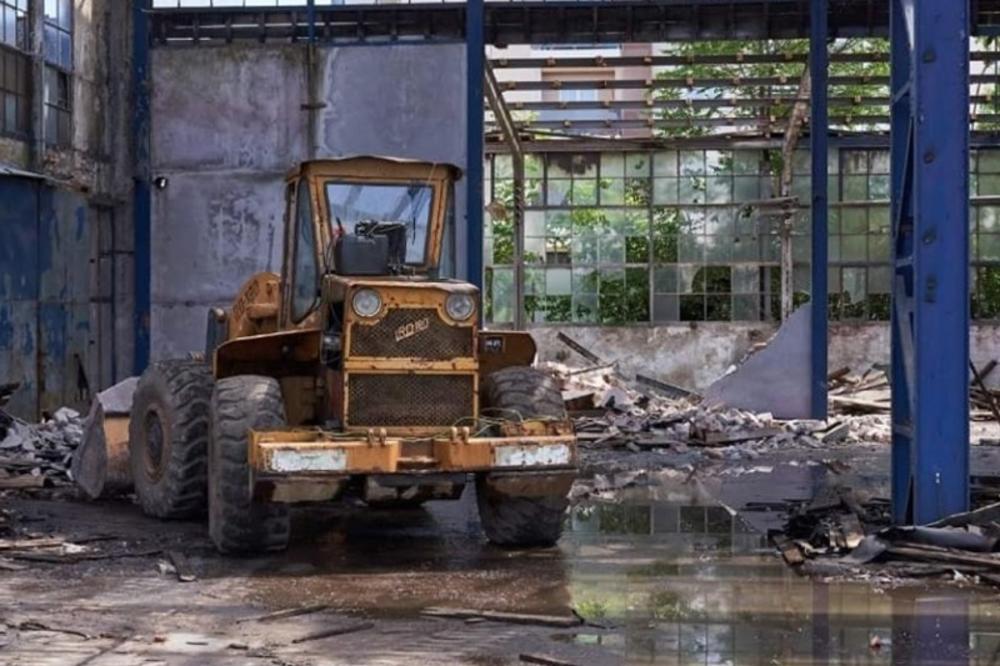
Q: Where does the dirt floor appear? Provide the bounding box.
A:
[5,440,1000,665]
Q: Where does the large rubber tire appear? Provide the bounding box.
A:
[477,366,570,547]
[129,360,213,519]
[481,366,566,424]
[208,375,291,555]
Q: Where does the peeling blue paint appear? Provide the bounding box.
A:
[0,176,94,418]
[0,305,13,350]
[75,206,86,241]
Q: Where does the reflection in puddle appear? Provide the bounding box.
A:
[238,478,1000,665]
[563,499,997,665]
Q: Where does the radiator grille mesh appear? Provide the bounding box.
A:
[347,373,474,427]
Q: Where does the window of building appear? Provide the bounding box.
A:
[485,147,1000,326]
[0,0,29,138]
[43,65,69,145]
[43,0,71,146]
[0,46,28,136]
[43,0,71,69]
[1,0,29,51]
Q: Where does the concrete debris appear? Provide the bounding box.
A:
[0,408,85,488]
[703,304,812,419]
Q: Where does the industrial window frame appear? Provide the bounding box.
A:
[0,0,29,51]
[0,0,29,139]
[485,149,788,326]
[42,0,71,146]
[0,45,29,138]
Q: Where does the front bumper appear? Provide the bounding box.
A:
[248,423,576,502]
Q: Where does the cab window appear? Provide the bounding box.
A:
[291,180,319,322]
[325,181,434,265]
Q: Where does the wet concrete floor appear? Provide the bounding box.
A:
[3,457,1000,664]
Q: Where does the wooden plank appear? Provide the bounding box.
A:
[634,374,700,400]
[690,427,783,447]
[0,476,45,489]
[244,604,331,624]
[291,622,374,644]
[555,332,602,365]
[0,537,67,551]
[167,550,197,583]
[421,607,581,628]
[772,535,805,566]
[970,360,1000,424]
[885,544,1000,570]
[520,655,580,666]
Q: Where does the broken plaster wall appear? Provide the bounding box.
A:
[530,322,1000,392]
[149,43,468,359]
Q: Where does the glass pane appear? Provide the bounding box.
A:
[678,234,704,262]
[524,211,545,236]
[681,150,704,176]
[600,153,625,178]
[292,181,318,321]
[653,178,678,205]
[546,179,570,206]
[600,178,625,205]
[654,266,678,293]
[653,151,678,177]
[326,181,433,265]
[653,294,680,322]
[732,265,759,293]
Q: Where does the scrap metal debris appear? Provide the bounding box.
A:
[772,489,1000,587]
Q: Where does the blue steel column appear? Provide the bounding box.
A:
[809,0,829,420]
[890,0,970,524]
[465,0,485,289]
[132,0,152,374]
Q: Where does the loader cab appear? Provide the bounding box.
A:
[278,156,460,329]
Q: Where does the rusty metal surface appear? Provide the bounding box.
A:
[349,307,473,360]
[213,327,321,379]
[346,373,474,428]
[477,331,536,379]
[249,426,577,479]
[296,158,457,274]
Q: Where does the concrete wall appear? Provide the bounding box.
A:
[531,322,1000,392]
[149,43,467,359]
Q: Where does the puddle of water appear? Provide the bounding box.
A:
[237,470,1000,665]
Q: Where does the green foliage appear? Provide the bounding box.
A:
[654,38,891,139]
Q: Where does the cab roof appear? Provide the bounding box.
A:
[287,155,463,182]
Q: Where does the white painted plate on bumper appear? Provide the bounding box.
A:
[493,443,572,468]
[270,448,348,473]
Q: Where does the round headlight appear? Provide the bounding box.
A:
[352,288,382,318]
[445,293,476,321]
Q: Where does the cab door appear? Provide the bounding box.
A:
[280,178,322,328]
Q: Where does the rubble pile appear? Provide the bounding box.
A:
[0,407,85,489]
[543,357,892,461]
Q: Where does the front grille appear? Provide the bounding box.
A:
[347,373,474,427]
[349,308,473,360]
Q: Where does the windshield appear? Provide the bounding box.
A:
[325,181,434,265]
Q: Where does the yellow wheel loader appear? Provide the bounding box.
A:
[126,156,577,554]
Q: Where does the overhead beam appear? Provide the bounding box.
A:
[149,1,1000,45]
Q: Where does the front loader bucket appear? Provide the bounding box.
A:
[71,382,135,499]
